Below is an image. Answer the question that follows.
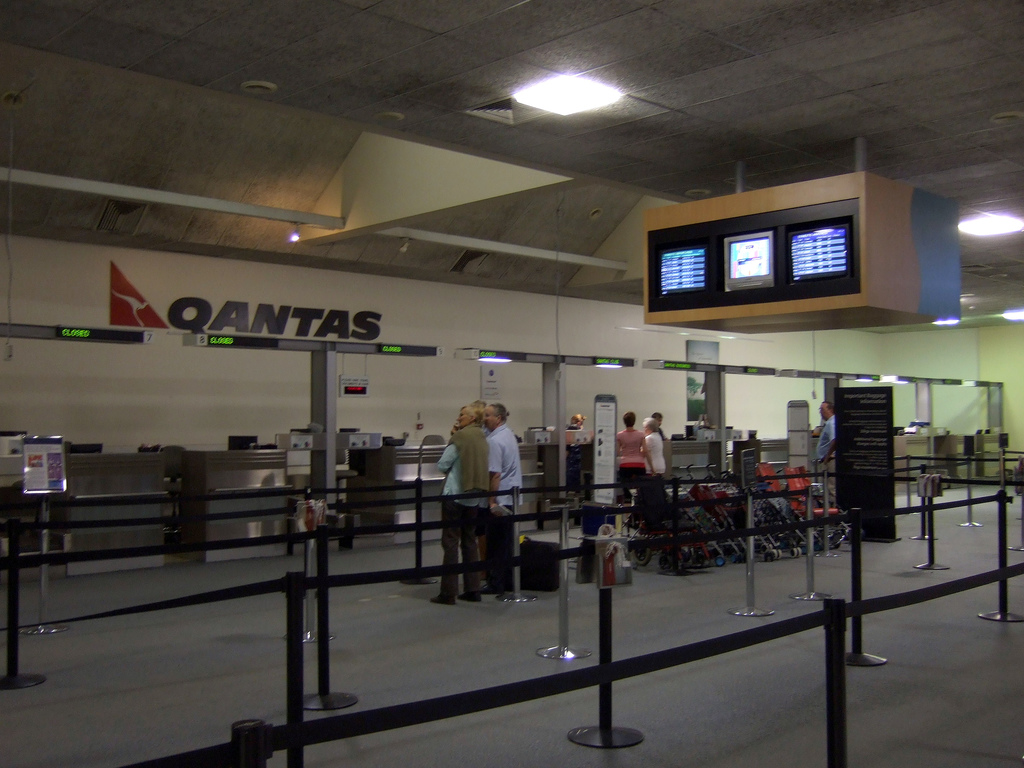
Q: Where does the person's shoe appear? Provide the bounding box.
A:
[457,591,481,602]
[430,594,456,605]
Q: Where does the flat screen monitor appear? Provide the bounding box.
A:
[658,242,708,295]
[723,231,774,291]
[68,443,102,454]
[789,223,851,282]
[227,435,258,450]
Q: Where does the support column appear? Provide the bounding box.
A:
[704,370,726,474]
[311,346,338,498]
[542,361,568,487]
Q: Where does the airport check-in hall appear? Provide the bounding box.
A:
[2,2,1024,767]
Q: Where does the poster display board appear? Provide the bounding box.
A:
[592,394,617,506]
[835,388,896,541]
[22,436,66,494]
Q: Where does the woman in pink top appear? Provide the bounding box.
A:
[617,411,647,488]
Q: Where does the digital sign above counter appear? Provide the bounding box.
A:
[56,326,151,344]
[182,334,440,356]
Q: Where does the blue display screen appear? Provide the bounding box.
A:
[660,245,707,294]
[790,226,849,281]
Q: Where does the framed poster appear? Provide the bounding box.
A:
[23,436,66,494]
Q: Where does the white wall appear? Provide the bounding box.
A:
[0,237,988,450]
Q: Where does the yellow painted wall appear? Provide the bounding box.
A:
[980,326,1023,450]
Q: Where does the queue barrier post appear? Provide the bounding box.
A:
[20,498,68,636]
[401,477,436,586]
[791,480,831,601]
[304,524,358,711]
[729,488,774,617]
[538,499,591,660]
[979,489,1024,623]
[231,719,273,768]
[959,457,982,527]
[846,508,886,667]
[285,571,305,768]
[818,464,839,558]
[567,583,643,748]
[910,464,931,541]
[824,598,848,768]
[499,487,536,604]
[0,518,47,690]
[914,476,948,571]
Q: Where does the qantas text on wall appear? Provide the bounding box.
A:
[167,298,381,341]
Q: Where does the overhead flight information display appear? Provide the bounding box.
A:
[659,245,707,294]
[790,225,849,281]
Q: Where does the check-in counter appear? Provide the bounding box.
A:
[347,442,542,544]
[180,450,290,561]
[668,440,721,479]
[894,432,960,480]
[63,453,169,575]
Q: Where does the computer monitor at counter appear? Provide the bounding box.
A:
[227,435,258,450]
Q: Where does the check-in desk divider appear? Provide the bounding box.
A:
[910,464,930,540]
[305,525,358,711]
[0,518,47,690]
[959,457,983,527]
[729,488,774,617]
[979,489,1024,623]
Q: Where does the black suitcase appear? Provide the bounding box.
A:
[520,538,560,591]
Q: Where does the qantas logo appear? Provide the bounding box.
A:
[108,261,382,341]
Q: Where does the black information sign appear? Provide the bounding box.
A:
[835,387,897,541]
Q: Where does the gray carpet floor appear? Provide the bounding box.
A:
[3,487,1024,768]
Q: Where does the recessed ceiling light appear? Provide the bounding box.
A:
[990,110,1024,125]
[684,189,712,199]
[512,75,621,116]
[374,111,405,122]
[589,207,603,220]
[240,80,278,95]
[959,213,1024,236]
[1002,308,1024,321]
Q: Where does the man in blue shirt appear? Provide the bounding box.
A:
[482,402,522,595]
[817,400,836,504]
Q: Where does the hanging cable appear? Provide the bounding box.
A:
[554,192,564,363]
[4,103,15,360]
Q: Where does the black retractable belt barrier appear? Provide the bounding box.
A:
[0,518,46,690]
[305,525,358,711]
[285,572,305,768]
[846,508,886,667]
[231,719,272,768]
[401,478,435,586]
[567,588,643,748]
[979,490,1024,623]
[823,599,848,768]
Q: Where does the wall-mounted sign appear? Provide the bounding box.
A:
[340,375,370,396]
[592,394,618,506]
[481,367,501,400]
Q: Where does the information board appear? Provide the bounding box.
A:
[592,394,618,506]
[835,388,896,541]
[23,436,67,494]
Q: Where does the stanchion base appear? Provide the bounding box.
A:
[499,592,537,603]
[789,591,831,601]
[1008,545,1024,552]
[293,632,335,644]
[0,673,46,689]
[978,610,1024,623]
[815,552,841,558]
[728,606,774,617]
[303,692,358,711]
[846,652,887,667]
[537,645,592,660]
[959,522,984,528]
[568,726,644,749]
[19,624,70,636]
[909,535,933,541]
[399,578,437,585]
[914,563,950,570]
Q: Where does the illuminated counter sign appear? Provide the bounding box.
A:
[376,343,438,356]
[664,361,694,370]
[744,366,775,375]
[208,334,280,349]
[941,379,963,386]
[56,326,148,344]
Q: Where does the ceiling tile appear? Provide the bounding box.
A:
[369,0,540,34]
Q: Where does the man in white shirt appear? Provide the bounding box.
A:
[482,402,522,595]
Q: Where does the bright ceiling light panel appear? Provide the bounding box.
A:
[958,214,1024,236]
[1002,309,1024,321]
[513,75,622,116]
[932,318,960,325]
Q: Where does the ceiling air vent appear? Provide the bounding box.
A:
[97,199,147,234]
[465,97,544,126]
[450,249,489,273]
